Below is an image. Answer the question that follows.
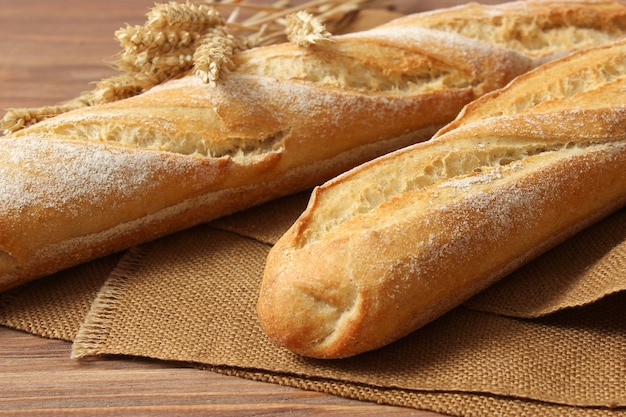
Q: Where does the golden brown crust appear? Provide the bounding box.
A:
[2,0,626,291]
[258,38,626,359]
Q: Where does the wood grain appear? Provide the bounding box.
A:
[0,1,498,415]
[1,326,433,416]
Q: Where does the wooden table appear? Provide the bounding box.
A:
[0,1,494,415]
[2,325,433,415]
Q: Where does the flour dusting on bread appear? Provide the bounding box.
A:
[258,37,626,359]
[3,0,626,294]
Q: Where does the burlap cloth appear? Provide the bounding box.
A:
[1,189,625,416]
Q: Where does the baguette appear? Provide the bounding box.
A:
[258,38,626,359]
[2,0,626,291]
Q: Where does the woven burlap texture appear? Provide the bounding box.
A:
[1,191,625,416]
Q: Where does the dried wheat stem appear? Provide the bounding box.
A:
[147,1,224,30]
[243,0,355,26]
[3,0,388,134]
[285,11,332,47]
[193,26,240,86]
[87,73,160,103]
[208,2,284,13]
[1,103,83,134]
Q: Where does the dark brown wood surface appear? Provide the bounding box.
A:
[0,1,493,415]
[2,326,434,416]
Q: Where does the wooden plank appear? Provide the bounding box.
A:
[0,326,434,416]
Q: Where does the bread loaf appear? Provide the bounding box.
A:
[2,0,626,291]
[258,38,626,359]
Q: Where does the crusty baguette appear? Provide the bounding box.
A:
[258,38,626,359]
[2,0,626,291]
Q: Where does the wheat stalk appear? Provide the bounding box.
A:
[207,0,389,45]
[285,11,332,47]
[2,0,390,134]
[193,26,241,86]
